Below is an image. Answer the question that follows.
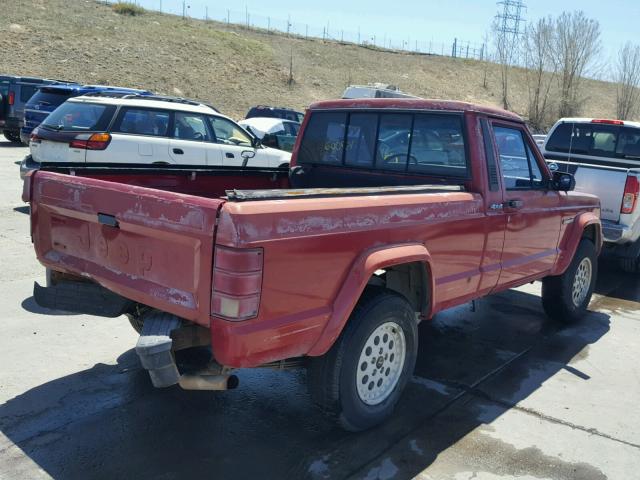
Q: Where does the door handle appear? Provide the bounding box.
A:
[503,199,524,210]
[173,148,184,154]
[225,152,235,158]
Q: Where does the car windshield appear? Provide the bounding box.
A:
[41,102,114,132]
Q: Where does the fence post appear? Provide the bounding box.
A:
[452,38,457,57]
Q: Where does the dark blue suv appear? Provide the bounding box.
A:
[20,84,152,144]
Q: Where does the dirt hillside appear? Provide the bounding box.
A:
[0,0,620,123]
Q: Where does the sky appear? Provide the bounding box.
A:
[135,0,639,66]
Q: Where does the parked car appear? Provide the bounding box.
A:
[26,94,291,171]
[20,83,153,144]
[238,117,300,152]
[25,98,600,432]
[245,105,304,123]
[542,118,640,272]
[342,83,419,99]
[532,134,546,147]
[0,75,52,143]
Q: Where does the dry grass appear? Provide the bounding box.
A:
[112,2,144,16]
[0,0,623,124]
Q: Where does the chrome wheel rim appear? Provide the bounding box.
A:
[356,322,406,406]
[572,257,592,307]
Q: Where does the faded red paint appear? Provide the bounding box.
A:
[28,100,601,369]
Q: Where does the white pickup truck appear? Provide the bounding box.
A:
[543,118,640,272]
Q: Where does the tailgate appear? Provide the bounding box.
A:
[30,171,224,326]
[551,160,627,222]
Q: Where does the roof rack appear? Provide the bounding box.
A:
[79,92,219,112]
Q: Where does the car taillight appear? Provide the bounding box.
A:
[30,127,42,144]
[21,169,35,203]
[69,133,111,150]
[8,91,14,105]
[621,175,639,214]
[211,246,263,321]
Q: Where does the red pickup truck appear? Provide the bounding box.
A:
[25,99,601,431]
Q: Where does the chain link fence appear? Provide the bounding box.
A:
[107,1,486,60]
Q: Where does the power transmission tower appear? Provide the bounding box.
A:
[495,0,526,41]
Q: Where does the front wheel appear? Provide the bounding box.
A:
[308,288,418,431]
[542,239,597,323]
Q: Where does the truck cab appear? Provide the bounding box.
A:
[25,99,600,431]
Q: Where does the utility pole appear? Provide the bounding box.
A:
[245,5,249,28]
[205,6,208,21]
[227,9,230,24]
[287,15,291,36]
[182,0,185,19]
[159,0,162,13]
[357,27,360,45]
[305,24,308,39]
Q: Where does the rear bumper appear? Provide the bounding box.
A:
[20,127,32,144]
[602,219,640,245]
[20,154,39,180]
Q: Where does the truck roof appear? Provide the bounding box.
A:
[309,98,522,122]
[553,117,640,129]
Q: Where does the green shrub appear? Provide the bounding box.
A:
[112,2,145,16]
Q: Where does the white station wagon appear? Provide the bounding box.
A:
[28,95,292,168]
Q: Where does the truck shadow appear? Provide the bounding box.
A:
[594,258,640,305]
[0,288,612,479]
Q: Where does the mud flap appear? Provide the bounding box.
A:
[33,281,132,317]
[135,314,182,388]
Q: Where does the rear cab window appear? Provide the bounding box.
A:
[42,102,116,132]
[546,122,626,159]
[297,110,469,178]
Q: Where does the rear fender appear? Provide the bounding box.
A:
[551,212,601,276]
[307,243,433,357]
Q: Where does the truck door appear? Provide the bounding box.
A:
[491,121,562,287]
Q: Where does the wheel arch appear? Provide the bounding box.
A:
[307,243,434,357]
[551,212,602,276]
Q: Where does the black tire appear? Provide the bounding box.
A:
[126,313,144,334]
[619,257,639,273]
[3,130,21,143]
[308,287,418,432]
[542,239,597,323]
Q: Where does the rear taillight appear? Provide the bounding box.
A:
[621,175,639,214]
[8,91,14,105]
[21,170,35,203]
[69,133,111,150]
[211,246,263,321]
[30,127,41,144]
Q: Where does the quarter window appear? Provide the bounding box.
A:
[113,108,170,137]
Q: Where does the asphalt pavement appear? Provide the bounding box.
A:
[0,138,638,479]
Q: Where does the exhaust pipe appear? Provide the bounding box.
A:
[178,374,239,391]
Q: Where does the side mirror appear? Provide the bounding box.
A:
[240,149,256,167]
[551,171,575,191]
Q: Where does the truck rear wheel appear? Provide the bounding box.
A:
[542,239,597,323]
[3,130,21,143]
[308,287,418,432]
[619,257,639,273]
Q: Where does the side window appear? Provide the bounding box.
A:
[494,126,545,189]
[20,85,38,102]
[344,113,377,167]
[209,117,253,147]
[174,112,211,141]
[297,112,347,165]
[545,123,573,153]
[408,114,467,176]
[113,108,170,137]
[375,114,412,171]
[526,144,545,188]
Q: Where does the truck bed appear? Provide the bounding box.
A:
[27,165,466,329]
